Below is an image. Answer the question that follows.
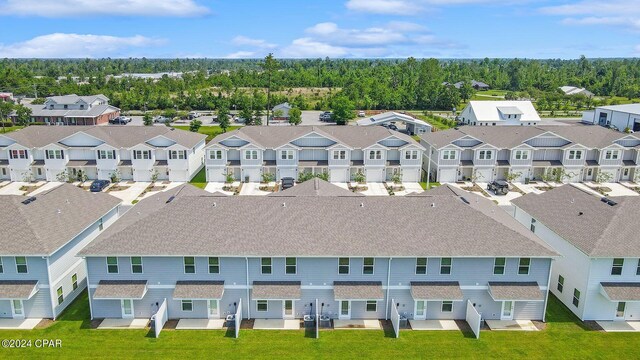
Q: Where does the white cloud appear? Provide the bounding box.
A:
[541,0,640,30]
[345,0,423,15]
[280,38,349,58]
[305,22,408,47]
[0,33,162,58]
[231,36,276,49]
[224,51,259,59]
[0,0,209,17]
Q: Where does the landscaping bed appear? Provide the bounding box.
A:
[19,184,42,194]
[589,186,612,195]
[461,183,490,197]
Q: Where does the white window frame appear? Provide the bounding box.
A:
[440,258,452,275]
[209,150,223,160]
[415,258,427,275]
[605,150,619,160]
[363,258,375,275]
[134,150,151,160]
[518,258,530,275]
[106,257,118,274]
[285,257,297,275]
[611,258,624,276]
[257,300,268,312]
[365,300,377,312]
[11,150,27,159]
[338,257,350,275]
[405,150,418,160]
[557,275,564,293]
[72,273,78,291]
[208,257,220,274]
[14,256,27,274]
[47,150,63,159]
[332,150,346,160]
[441,301,453,313]
[181,300,193,312]
[442,150,456,160]
[98,150,115,160]
[0,258,3,273]
[245,150,258,160]
[280,150,294,160]
[57,286,64,305]
[169,150,186,160]
[183,256,196,274]
[369,150,382,160]
[478,150,493,160]
[514,150,529,160]
[131,257,143,274]
[493,257,506,275]
[573,289,580,307]
[567,150,583,160]
[261,257,272,274]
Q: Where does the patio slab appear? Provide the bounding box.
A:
[409,320,460,331]
[333,319,381,330]
[0,181,29,195]
[176,318,226,330]
[204,182,234,195]
[29,181,64,195]
[395,182,424,196]
[334,182,349,190]
[485,320,538,331]
[361,183,388,196]
[253,319,300,330]
[0,318,43,330]
[98,318,148,329]
[596,321,640,332]
[239,182,270,196]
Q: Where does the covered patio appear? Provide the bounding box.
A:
[333,281,384,321]
[597,282,640,331]
[0,280,40,321]
[93,280,148,321]
[409,281,464,330]
[173,280,225,329]
[531,161,562,181]
[251,281,301,326]
[486,281,544,331]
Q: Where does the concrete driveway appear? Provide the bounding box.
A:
[361,183,389,196]
[108,182,150,204]
[239,182,271,196]
[0,181,47,195]
[395,182,424,196]
[204,182,234,195]
[30,181,64,195]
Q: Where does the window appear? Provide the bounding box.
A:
[169,150,186,160]
[285,257,297,274]
[133,150,151,160]
[415,258,427,274]
[245,150,258,160]
[280,150,294,160]
[13,256,28,273]
[493,258,506,275]
[557,275,564,293]
[368,150,382,160]
[637,259,640,276]
[98,150,115,160]
[257,300,268,312]
[605,150,619,160]
[72,273,78,291]
[98,218,103,231]
[181,300,193,311]
[338,258,350,274]
[131,257,143,274]
[184,257,195,274]
[209,150,223,160]
[573,289,580,307]
[442,150,456,160]
[478,150,493,160]
[514,150,529,160]
[568,150,583,160]
[261,257,272,274]
[611,258,624,275]
[106,257,118,273]
[46,150,63,159]
[0,258,3,273]
[518,258,530,275]
[440,258,452,275]
[333,150,346,160]
[57,287,64,305]
[441,301,453,312]
[366,300,377,312]
[530,218,536,232]
[405,150,418,160]
[363,258,374,275]
[10,150,27,159]
[208,257,220,274]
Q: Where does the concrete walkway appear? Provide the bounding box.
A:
[0,181,45,195]
[395,182,424,196]
[108,182,150,203]
[253,319,300,330]
[239,182,271,196]
[361,183,389,196]
[176,319,225,330]
[597,321,640,332]
[98,318,148,329]
[30,181,63,195]
[204,182,235,195]
[334,319,381,329]
[410,320,460,331]
[0,318,42,330]
[485,319,538,331]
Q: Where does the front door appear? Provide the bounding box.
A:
[621,168,631,181]
[339,300,351,320]
[11,300,24,319]
[121,299,134,318]
[283,300,294,319]
[615,302,626,321]
[414,300,426,320]
[501,301,514,320]
[585,168,595,181]
[208,299,219,319]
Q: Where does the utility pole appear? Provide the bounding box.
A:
[33,84,38,99]
[261,53,279,126]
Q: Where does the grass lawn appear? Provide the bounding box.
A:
[420,181,440,190]
[1,292,637,359]
[172,125,241,142]
[189,167,207,189]
[0,125,25,134]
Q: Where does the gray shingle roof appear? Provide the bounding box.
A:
[269,178,362,197]
[0,183,120,256]
[410,282,463,301]
[80,184,557,258]
[1,126,205,149]
[93,280,148,300]
[512,184,640,257]
[488,282,544,301]
[173,281,225,300]
[252,281,301,300]
[600,282,640,301]
[334,281,384,300]
[0,280,39,300]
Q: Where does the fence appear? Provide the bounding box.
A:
[234,299,242,338]
[154,298,168,338]
[465,300,481,339]
[315,299,319,339]
[390,298,400,338]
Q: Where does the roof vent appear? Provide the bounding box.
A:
[460,197,470,205]
[431,203,436,208]
[601,197,618,206]
[578,211,584,216]
[21,196,37,205]
[57,209,61,214]
[213,202,217,207]
[360,203,364,207]
[282,202,286,207]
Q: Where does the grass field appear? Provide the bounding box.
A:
[0,125,25,134]
[189,168,207,189]
[172,125,241,142]
[0,292,637,359]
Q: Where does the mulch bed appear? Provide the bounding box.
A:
[535,186,554,191]
[89,319,102,329]
[240,319,254,329]
[589,186,612,195]
[583,320,605,332]
[462,184,490,197]
[163,319,178,330]
[532,320,547,331]
[107,185,130,192]
[19,185,42,194]
[34,318,54,329]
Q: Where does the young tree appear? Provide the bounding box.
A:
[189,119,202,132]
[239,107,254,125]
[459,81,474,103]
[260,53,280,125]
[143,113,153,126]
[0,101,14,133]
[217,105,230,133]
[288,108,302,126]
[331,96,355,125]
[14,105,32,127]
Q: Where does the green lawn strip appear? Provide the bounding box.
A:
[1,292,635,358]
[189,167,207,189]
[0,126,25,134]
[171,125,241,142]
[420,181,441,190]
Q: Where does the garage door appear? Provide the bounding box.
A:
[330,168,349,182]
[169,170,188,182]
[98,169,112,180]
[207,168,226,182]
[474,168,493,182]
[242,168,261,182]
[438,168,457,183]
[133,168,151,182]
[366,168,385,182]
[278,168,297,181]
[402,168,421,182]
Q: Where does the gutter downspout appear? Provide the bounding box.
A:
[542,259,553,322]
[84,258,94,320]
[245,257,251,320]
[426,143,432,188]
[385,257,392,320]
[45,256,57,320]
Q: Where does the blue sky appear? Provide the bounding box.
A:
[0,0,638,59]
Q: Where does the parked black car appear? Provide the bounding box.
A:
[281,177,295,190]
[487,180,509,195]
[90,179,110,192]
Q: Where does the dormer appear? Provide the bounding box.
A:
[497,106,523,121]
[146,135,177,148]
[524,131,571,148]
[290,131,337,148]
[58,131,105,148]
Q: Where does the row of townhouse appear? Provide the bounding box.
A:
[204,126,426,183]
[0,126,206,182]
[421,123,640,183]
[512,185,640,322]
[78,180,557,324]
[0,184,120,320]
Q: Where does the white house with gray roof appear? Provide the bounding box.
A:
[0,184,120,322]
[421,124,640,183]
[512,185,640,323]
[205,126,425,183]
[79,181,556,327]
[582,103,640,133]
[0,126,206,182]
[458,101,542,127]
[11,94,120,126]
